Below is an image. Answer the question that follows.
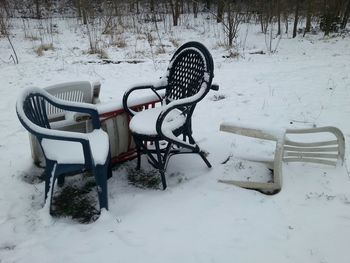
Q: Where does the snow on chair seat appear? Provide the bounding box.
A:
[219,122,345,194]
[129,107,186,136]
[41,129,109,165]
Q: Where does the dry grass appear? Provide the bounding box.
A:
[113,36,127,48]
[34,43,54,56]
[51,182,100,224]
[169,37,180,48]
[127,168,161,189]
[154,45,166,55]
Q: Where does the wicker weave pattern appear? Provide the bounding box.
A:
[166,49,205,101]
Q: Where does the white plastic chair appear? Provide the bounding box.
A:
[219,122,345,194]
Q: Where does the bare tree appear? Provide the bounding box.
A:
[341,0,350,29]
[292,0,300,38]
[224,1,243,47]
[217,0,224,23]
[169,0,180,26]
[304,0,312,35]
[0,2,18,63]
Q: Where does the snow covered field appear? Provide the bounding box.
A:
[1,16,350,262]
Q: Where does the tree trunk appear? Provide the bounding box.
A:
[292,0,300,38]
[35,0,41,19]
[305,0,312,34]
[284,12,289,34]
[277,0,281,35]
[77,0,82,18]
[259,14,264,32]
[217,0,224,23]
[150,0,155,12]
[206,0,211,10]
[169,0,180,26]
[193,1,198,18]
[341,0,350,29]
[113,0,118,16]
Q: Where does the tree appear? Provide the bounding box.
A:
[304,0,312,35]
[217,0,224,23]
[292,0,300,38]
[341,0,350,29]
[169,0,180,26]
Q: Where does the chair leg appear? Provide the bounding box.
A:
[187,133,212,168]
[133,138,142,170]
[199,151,212,168]
[44,160,56,200]
[57,175,65,187]
[93,163,108,210]
[49,171,60,215]
[155,140,167,190]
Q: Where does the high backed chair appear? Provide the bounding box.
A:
[123,41,218,189]
[16,87,111,212]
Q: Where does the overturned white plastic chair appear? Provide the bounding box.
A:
[219,122,345,194]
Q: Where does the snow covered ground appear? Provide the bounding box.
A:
[1,16,350,262]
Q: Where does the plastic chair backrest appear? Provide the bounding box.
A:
[22,92,51,130]
[44,81,95,121]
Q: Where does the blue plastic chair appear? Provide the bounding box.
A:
[16,87,111,212]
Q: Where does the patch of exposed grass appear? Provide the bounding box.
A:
[113,36,127,48]
[87,47,109,59]
[169,37,180,48]
[154,45,166,55]
[127,168,161,189]
[51,182,99,224]
[34,43,54,56]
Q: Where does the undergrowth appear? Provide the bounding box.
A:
[127,167,161,189]
[51,180,100,224]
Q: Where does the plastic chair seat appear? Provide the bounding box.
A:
[129,107,186,136]
[41,129,109,165]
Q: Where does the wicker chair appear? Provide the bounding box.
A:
[123,41,218,189]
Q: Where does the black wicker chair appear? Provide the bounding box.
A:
[123,41,218,189]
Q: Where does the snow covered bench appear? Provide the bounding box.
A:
[219,122,345,194]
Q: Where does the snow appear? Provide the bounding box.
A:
[1,16,350,263]
[41,129,109,165]
[129,107,186,136]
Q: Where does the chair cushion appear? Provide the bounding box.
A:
[129,107,186,136]
[41,129,109,165]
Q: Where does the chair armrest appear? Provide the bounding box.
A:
[155,94,205,151]
[45,95,101,129]
[122,84,166,117]
[220,122,285,141]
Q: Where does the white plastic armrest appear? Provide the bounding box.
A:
[220,122,285,142]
